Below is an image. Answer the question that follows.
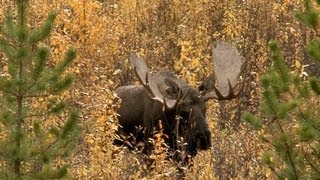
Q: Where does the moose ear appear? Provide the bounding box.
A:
[164,78,180,97]
[198,73,215,95]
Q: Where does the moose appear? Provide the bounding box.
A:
[114,42,245,161]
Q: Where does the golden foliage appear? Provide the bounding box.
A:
[0,0,318,179]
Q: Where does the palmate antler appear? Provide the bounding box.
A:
[128,53,182,109]
[202,42,246,101]
[129,42,245,105]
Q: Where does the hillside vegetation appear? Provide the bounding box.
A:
[0,0,318,179]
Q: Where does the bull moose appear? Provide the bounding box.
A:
[114,42,245,161]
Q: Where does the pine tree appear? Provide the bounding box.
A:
[243,0,320,179]
[0,0,80,179]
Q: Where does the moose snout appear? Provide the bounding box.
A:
[194,129,212,150]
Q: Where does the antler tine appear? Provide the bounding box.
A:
[224,60,247,100]
[209,79,236,100]
[218,76,246,100]
[146,71,149,85]
[134,70,155,100]
[202,42,245,101]
[226,79,236,98]
[129,53,179,109]
[181,88,190,101]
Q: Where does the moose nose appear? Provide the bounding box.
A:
[195,130,211,150]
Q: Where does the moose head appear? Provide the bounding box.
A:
[114,42,245,159]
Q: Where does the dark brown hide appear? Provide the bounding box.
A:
[114,72,212,155]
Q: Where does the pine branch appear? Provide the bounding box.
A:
[264,88,299,179]
[309,143,320,158]
[0,41,16,48]
[0,26,16,41]
[268,165,282,179]
[0,86,18,97]
[288,90,309,123]
[303,147,320,175]
[274,118,298,179]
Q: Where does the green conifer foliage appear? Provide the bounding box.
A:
[243,0,320,179]
[0,0,80,179]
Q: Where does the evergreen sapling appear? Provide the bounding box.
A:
[243,0,320,178]
[0,0,81,179]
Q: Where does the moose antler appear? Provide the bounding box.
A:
[203,42,246,101]
[128,53,181,109]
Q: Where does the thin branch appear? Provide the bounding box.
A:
[23,93,50,98]
[303,147,320,175]
[268,165,282,179]
[266,92,299,179]
[19,35,51,47]
[21,79,38,97]
[0,27,16,41]
[0,87,18,97]
[0,41,17,48]
[274,118,298,179]
[308,143,320,158]
[288,90,310,123]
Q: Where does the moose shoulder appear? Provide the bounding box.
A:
[114,42,246,157]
